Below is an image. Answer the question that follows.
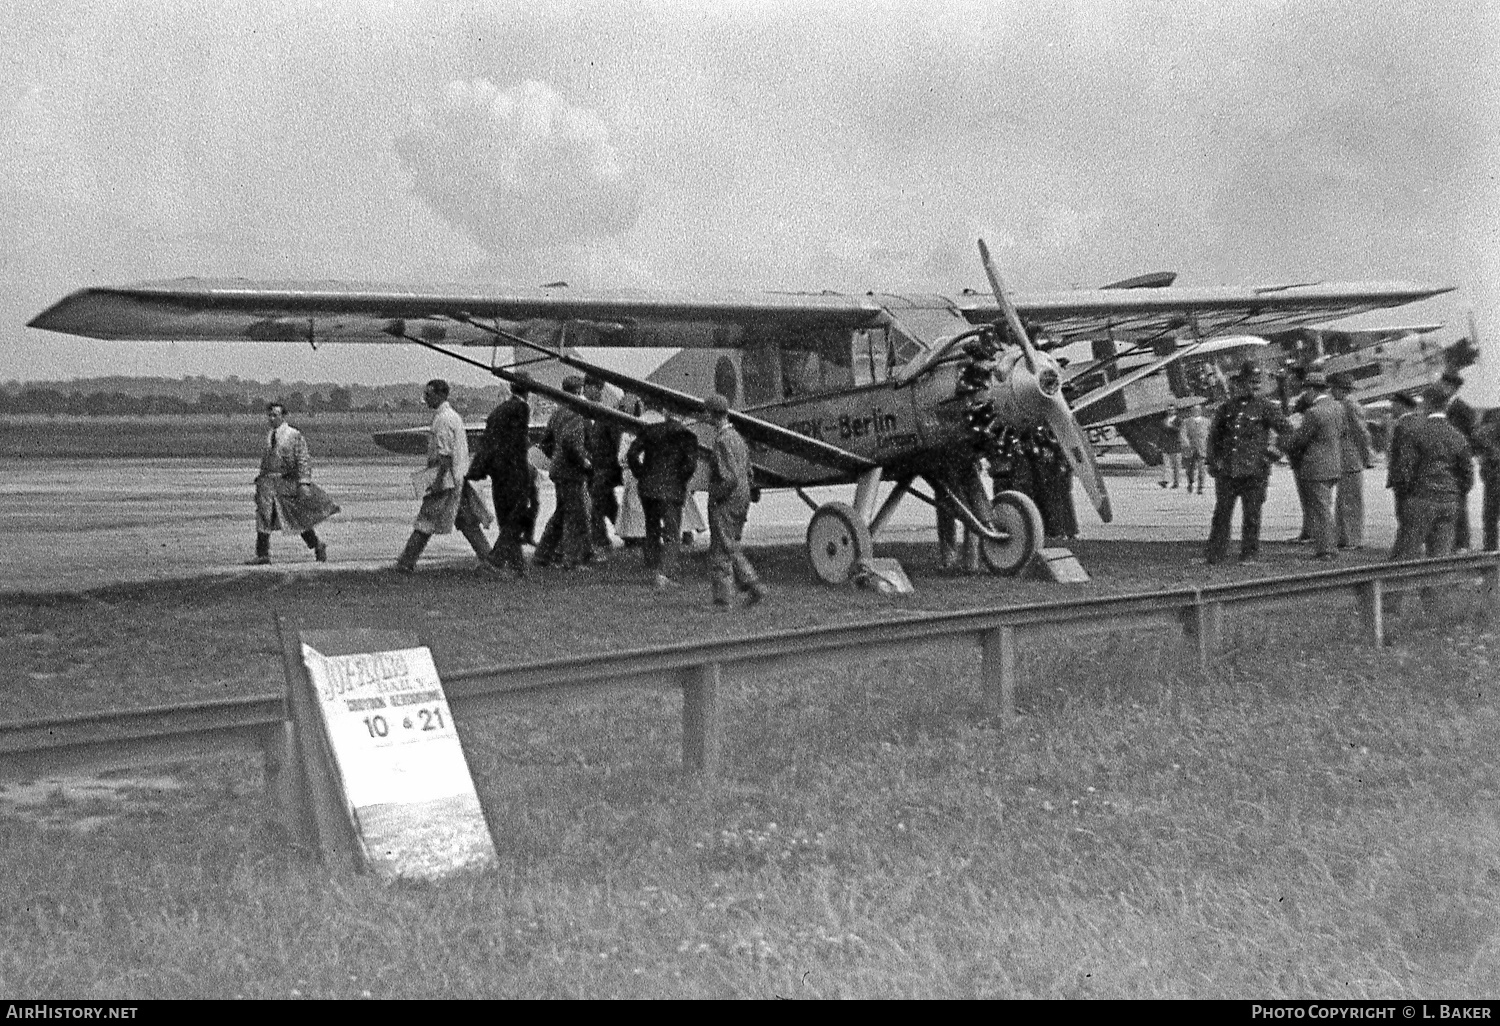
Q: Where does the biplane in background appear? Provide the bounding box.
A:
[28,242,1451,584]
[1060,321,1466,466]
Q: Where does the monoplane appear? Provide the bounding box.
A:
[28,242,1451,583]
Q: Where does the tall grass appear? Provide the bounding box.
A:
[2,601,1496,998]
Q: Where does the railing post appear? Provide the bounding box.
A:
[682,662,722,779]
[981,626,1018,725]
[1356,579,1385,648]
[261,719,312,846]
[1180,593,1221,673]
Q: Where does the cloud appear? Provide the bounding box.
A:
[394,79,641,253]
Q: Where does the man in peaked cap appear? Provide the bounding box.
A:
[1204,362,1289,564]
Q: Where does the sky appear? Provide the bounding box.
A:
[2,0,1497,398]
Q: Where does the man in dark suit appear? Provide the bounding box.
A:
[532,376,595,570]
[626,407,700,589]
[1284,371,1347,560]
[469,372,535,578]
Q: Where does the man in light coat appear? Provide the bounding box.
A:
[248,401,339,565]
[1283,372,1346,560]
[1329,373,1375,549]
[1179,400,1211,495]
[704,393,766,608]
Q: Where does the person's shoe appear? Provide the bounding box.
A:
[653,573,680,591]
[1158,481,1168,489]
[1171,483,1179,489]
[243,555,271,566]
[743,582,767,606]
[314,543,328,563]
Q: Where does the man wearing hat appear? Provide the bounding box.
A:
[533,375,595,570]
[1283,370,1347,560]
[1204,362,1289,564]
[1389,384,1473,560]
[1329,373,1375,549]
[703,393,766,608]
[1384,392,1421,527]
[1435,369,1477,549]
[468,372,537,578]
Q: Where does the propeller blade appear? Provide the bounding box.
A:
[977,237,1111,522]
[976,238,1039,375]
[1041,391,1113,524]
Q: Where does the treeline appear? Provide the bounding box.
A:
[0,377,505,416]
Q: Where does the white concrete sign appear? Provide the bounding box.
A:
[300,643,497,880]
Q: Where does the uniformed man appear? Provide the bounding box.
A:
[704,393,766,608]
[1204,363,1290,564]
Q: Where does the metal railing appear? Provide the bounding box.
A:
[2,552,1495,789]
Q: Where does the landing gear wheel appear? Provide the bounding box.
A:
[806,501,873,585]
[981,490,1044,576]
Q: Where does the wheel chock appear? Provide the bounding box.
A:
[1028,547,1090,583]
[855,557,914,595]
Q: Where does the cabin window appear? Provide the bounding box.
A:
[779,328,854,398]
[851,327,894,386]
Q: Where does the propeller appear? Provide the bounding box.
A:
[976,239,1113,523]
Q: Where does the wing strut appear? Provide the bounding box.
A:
[445,314,878,476]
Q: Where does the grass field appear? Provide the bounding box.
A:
[1,544,1497,997]
[0,412,434,460]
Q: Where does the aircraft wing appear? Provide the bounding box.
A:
[27,279,888,346]
[956,282,1453,348]
[1068,339,1209,417]
[29,278,1451,351]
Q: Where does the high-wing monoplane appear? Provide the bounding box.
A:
[28,243,1451,584]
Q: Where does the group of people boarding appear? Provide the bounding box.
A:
[391,375,766,610]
